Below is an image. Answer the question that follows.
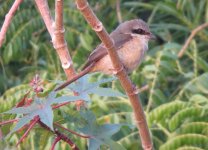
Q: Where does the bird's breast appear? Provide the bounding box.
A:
[91,37,147,74]
[118,37,147,73]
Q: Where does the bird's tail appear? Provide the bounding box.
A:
[55,63,95,91]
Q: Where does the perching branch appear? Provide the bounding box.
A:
[178,22,208,58]
[75,0,153,149]
[0,0,23,48]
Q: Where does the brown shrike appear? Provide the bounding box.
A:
[55,19,155,91]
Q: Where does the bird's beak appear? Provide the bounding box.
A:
[149,32,156,40]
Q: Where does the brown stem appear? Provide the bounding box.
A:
[16,116,39,146]
[53,0,76,79]
[38,120,80,150]
[34,0,54,37]
[0,0,23,48]
[178,22,208,58]
[54,122,91,138]
[50,136,61,150]
[54,129,80,150]
[75,0,153,149]
[52,101,71,109]
[52,0,82,108]
[0,119,18,126]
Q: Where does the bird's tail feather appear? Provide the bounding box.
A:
[55,63,95,91]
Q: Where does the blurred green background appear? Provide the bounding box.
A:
[1,0,208,149]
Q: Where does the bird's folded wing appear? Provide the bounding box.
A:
[82,33,132,70]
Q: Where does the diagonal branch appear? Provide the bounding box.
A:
[0,0,23,48]
[178,22,208,58]
[34,0,54,37]
[75,0,153,149]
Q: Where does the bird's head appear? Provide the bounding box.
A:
[117,19,155,41]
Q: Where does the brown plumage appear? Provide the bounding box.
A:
[55,19,155,91]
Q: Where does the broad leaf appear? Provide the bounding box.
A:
[38,104,54,131]
[78,111,127,150]
[3,103,38,114]
[7,113,37,138]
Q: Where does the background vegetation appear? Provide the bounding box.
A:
[1,0,208,149]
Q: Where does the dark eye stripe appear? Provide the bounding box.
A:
[132,28,146,35]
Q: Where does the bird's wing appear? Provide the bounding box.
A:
[82,33,132,70]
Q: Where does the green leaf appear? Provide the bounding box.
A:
[88,138,104,150]
[51,95,87,104]
[88,88,125,97]
[168,107,207,131]
[38,104,54,131]
[3,103,38,114]
[78,111,126,150]
[160,134,208,150]
[7,113,37,138]
[189,94,208,105]
[147,101,187,126]
[104,138,126,150]
[98,124,125,138]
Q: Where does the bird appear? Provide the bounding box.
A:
[55,19,155,91]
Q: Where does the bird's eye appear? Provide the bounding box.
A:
[132,28,146,35]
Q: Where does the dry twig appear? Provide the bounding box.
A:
[0,0,23,48]
[178,22,208,58]
[116,0,123,23]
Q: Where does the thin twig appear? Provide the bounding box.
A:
[136,85,149,94]
[50,136,61,150]
[0,119,18,126]
[116,0,122,23]
[16,116,39,146]
[178,22,208,58]
[38,120,80,150]
[0,0,23,48]
[75,0,153,149]
[54,129,80,150]
[54,122,91,138]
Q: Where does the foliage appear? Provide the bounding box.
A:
[1,0,208,150]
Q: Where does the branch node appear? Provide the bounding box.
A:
[76,1,89,11]
[62,61,72,69]
[92,22,103,32]
[54,28,65,34]
[129,84,149,96]
[53,42,67,50]
[110,65,124,75]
